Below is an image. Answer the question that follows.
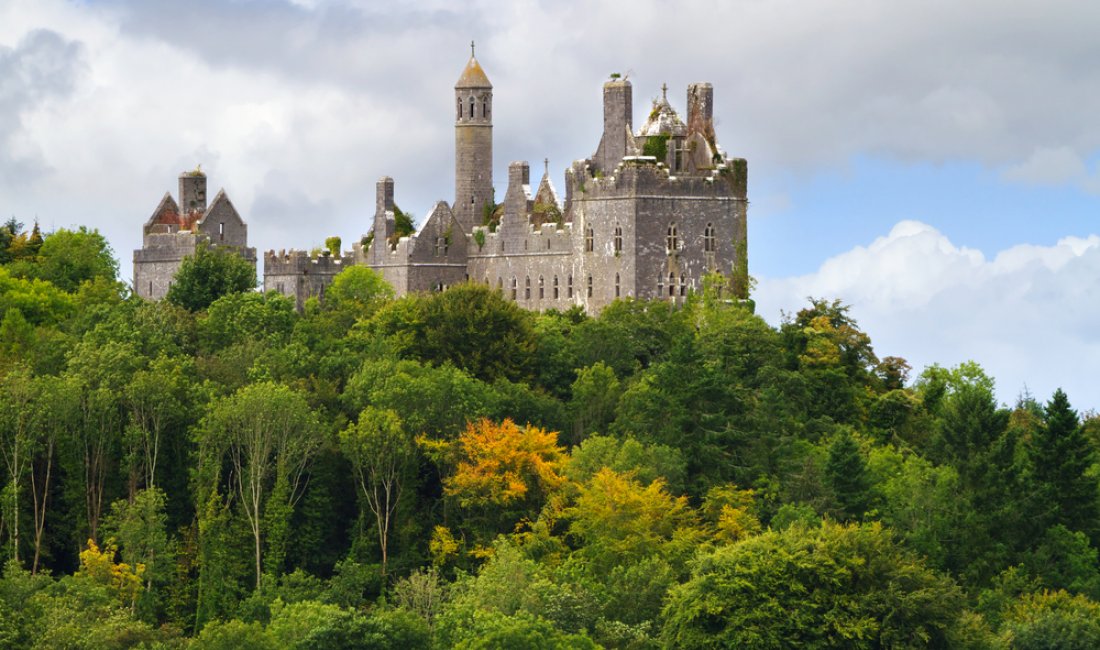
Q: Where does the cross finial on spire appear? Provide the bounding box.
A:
[661,83,668,101]
[471,40,475,57]
[544,158,549,175]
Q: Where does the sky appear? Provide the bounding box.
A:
[1,0,1097,410]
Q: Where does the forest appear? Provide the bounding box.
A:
[1,218,1099,649]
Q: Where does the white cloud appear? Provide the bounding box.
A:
[755,222,1100,411]
[1,0,1098,411]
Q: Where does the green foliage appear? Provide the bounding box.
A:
[0,266,75,326]
[20,226,119,293]
[325,265,393,317]
[368,283,537,383]
[324,236,341,256]
[565,434,686,492]
[662,522,965,648]
[1001,590,1100,649]
[0,235,1094,650]
[200,290,296,351]
[166,242,256,311]
[825,429,873,521]
[1031,389,1098,537]
[641,133,669,161]
[194,619,276,650]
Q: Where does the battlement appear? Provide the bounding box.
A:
[568,155,747,201]
[263,249,355,275]
[470,220,573,259]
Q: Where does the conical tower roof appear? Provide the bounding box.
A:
[456,41,492,88]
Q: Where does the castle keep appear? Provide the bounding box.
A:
[140,50,747,313]
[133,170,256,300]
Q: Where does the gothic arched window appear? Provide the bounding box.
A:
[614,225,623,254]
[704,223,716,252]
[568,275,574,298]
[585,226,594,252]
[553,276,559,299]
[669,272,676,296]
[538,276,545,299]
[587,275,593,298]
[511,277,517,301]
[666,223,679,253]
[525,276,531,300]
[615,273,621,297]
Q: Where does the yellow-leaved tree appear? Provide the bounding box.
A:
[77,538,144,612]
[440,418,565,548]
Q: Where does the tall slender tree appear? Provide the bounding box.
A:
[198,382,322,589]
[1031,389,1098,537]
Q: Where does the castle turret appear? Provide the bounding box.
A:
[179,169,207,214]
[593,77,635,174]
[454,42,493,233]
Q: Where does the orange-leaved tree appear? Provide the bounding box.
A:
[443,418,565,544]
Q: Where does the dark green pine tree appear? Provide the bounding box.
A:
[1032,389,1099,539]
[826,430,873,522]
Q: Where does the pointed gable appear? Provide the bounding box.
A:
[144,192,181,234]
[531,170,562,229]
[196,189,248,246]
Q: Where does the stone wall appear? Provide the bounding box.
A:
[264,249,355,309]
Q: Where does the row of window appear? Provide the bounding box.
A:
[457,97,490,119]
[490,271,691,301]
[496,274,582,300]
[583,222,719,254]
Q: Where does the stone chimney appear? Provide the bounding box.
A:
[504,161,531,219]
[686,83,714,139]
[376,176,395,215]
[593,78,633,173]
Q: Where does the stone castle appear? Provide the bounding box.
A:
[133,169,256,300]
[136,49,748,312]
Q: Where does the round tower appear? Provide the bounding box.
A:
[454,42,493,233]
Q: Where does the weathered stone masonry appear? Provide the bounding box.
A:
[135,51,747,314]
[133,169,256,300]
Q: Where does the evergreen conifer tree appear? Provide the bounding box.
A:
[1031,389,1098,538]
[826,430,873,521]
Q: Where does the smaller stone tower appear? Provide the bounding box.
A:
[454,41,494,233]
[179,170,207,214]
[593,77,635,174]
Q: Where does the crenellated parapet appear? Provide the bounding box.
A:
[263,248,355,309]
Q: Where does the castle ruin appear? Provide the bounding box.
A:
[138,49,748,313]
[133,169,256,300]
